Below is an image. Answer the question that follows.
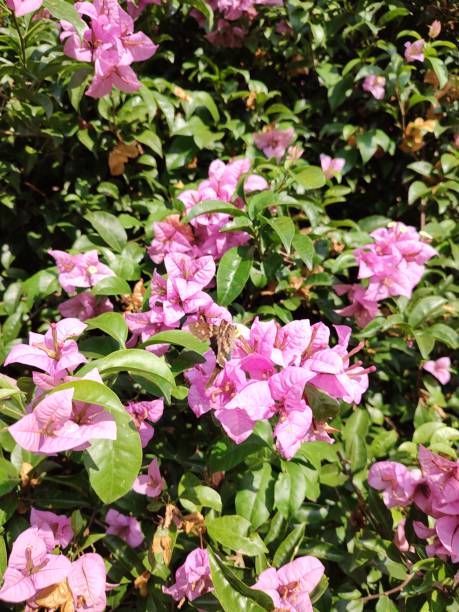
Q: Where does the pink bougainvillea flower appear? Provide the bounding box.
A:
[163,548,213,603]
[59,292,113,321]
[415,445,459,517]
[320,154,345,179]
[428,20,441,38]
[49,250,114,293]
[362,74,386,100]
[368,461,422,507]
[423,357,451,385]
[164,253,216,294]
[30,508,73,550]
[125,398,164,447]
[274,408,313,460]
[253,126,295,160]
[334,283,381,328]
[105,509,144,548]
[132,457,164,497]
[70,398,117,448]
[148,215,196,265]
[435,515,459,562]
[252,555,324,612]
[0,527,71,603]
[9,388,81,454]
[67,552,107,612]
[6,0,42,17]
[393,519,414,553]
[5,318,87,376]
[404,39,425,62]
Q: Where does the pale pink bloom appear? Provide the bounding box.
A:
[368,461,422,508]
[415,446,459,517]
[334,283,380,328]
[59,292,113,321]
[423,357,451,385]
[252,555,324,612]
[70,397,117,448]
[133,457,164,497]
[393,519,414,553]
[68,553,107,612]
[125,398,164,447]
[164,253,216,293]
[5,318,87,376]
[362,74,386,100]
[30,508,73,549]
[163,548,213,603]
[6,0,42,16]
[0,527,71,603]
[9,389,82,454]
[272,320,313,367]
[404,39,425,63]
[428,20,441,38]
[274,409,313,460]
[49,250,114,293]
[253,127,295,160]
[320,154,345,179]
[105,509,144,548]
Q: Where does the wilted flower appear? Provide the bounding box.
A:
[428,20,441,39]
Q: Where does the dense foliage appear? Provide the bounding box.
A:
[0,0,458,610]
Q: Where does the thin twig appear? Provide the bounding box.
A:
[360,573,417,603]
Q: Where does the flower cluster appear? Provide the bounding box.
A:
[60,0,158,98]
[149,158,267,263]
[49,249,114,321]
[186,320,374,459]
[163,548,214,603]
[0,510,108,610]
[336,222,437,327]
[369,446,459,562]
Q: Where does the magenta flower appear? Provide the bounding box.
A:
[67,553,107,612]
[5,318,87,376]
[252,555,324,611]
[133,457,164,497]
[415,446,459,517]
[334,283,380,328]
[404,39,425,62]
[30,508,73,549]
[6,0,42,16]
[59,292,113,321]
[320,154,345,179]
[125,398,164,447]
[423,357,451,385]
[435,516,459,562]
[368,461,422,508]
[253,127,295,160]
[163,548,213,603]
[393,519,414,553]
[164,253,216,294]
[0,527,71,603]
[148,215,196,265]
[105,509,144,548]
[362,74,386,100]
[49,250,114,293]
[9,388,81,454]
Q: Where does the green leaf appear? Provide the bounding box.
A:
[85,211,128,252]
[414,331,435,359]
[273,524,305,568]
[206,516,268,556]
[86,312,128,348]
[292,233,315,269]
[268,217,295,253]
[178,472,222,513]
[207,548,273,611]
[428,57,448,89]
[184,200,247,222]
[141,330,208,354]
[408,181,430,205]
[77,349,175,400]
[0,457,19,496]
[0,535,6,579]
[274,462,308,517]
[346,434,367,473]
[440,153,459,174]
[293,166,326,190]
[408,296,447,328]
[92,276,131,296]
[217,246,253,306]
[103,535,145,576]
[186,0,214,30]
[305,385,340,421]
[43,0,86,39]
[208,432,269,472]
[51,380,142,503]
[235,463,273,530]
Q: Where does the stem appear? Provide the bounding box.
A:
[10,9,27,67]
[360,573,417,603]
